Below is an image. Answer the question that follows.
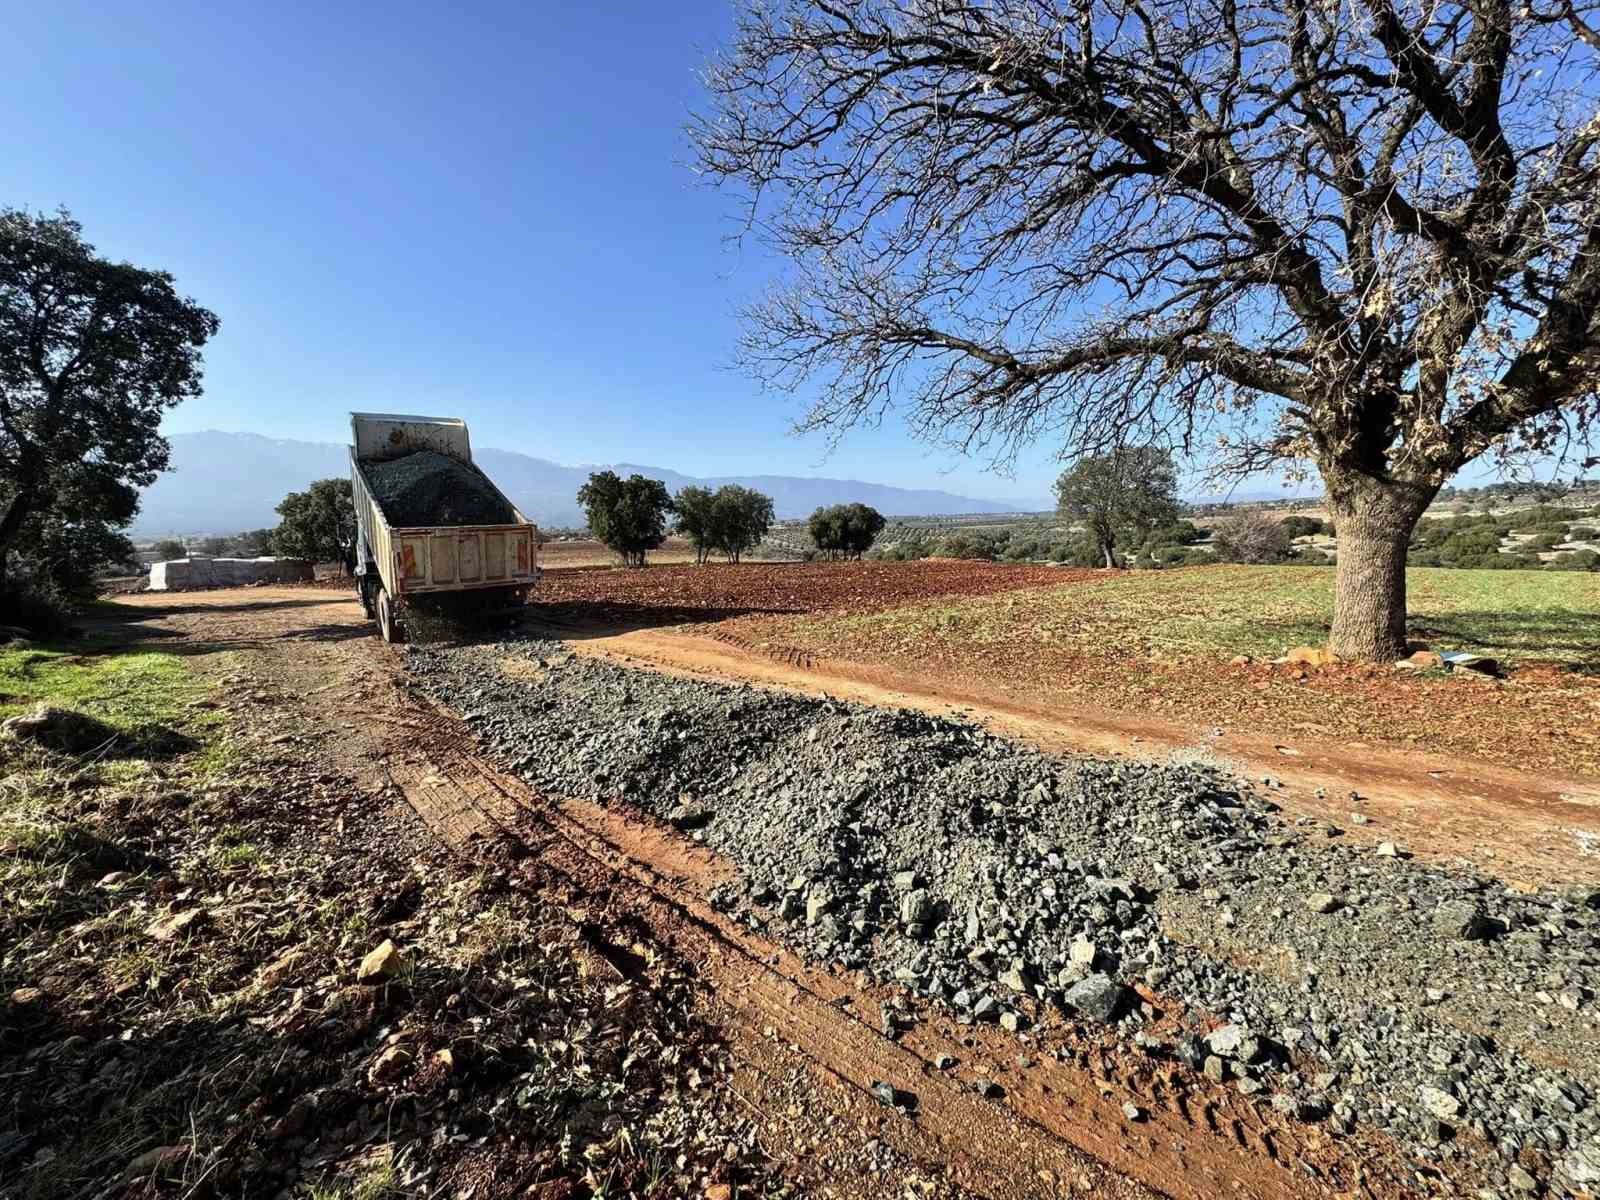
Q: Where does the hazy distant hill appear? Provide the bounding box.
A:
[131,431,1048,535]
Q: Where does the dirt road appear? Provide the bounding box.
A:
[111,585,1597,1197]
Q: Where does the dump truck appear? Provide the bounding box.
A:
[349,412,539,642]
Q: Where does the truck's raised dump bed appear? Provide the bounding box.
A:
[350,413,539,640]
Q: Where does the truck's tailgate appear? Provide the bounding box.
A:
[389,523,537,594]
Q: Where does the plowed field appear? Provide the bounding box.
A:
[534,559,1094,619]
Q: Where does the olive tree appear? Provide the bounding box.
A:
[674,483,774,562]
[809,503,887,559]
[272,478,356,570]
[577,471,674,567]
[673,485,720,564]
[1054,447,1180,568]
[694,0,1600,659]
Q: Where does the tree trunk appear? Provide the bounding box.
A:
[1101,539,1117,569]
[1327,475,1437,661]
[0,492,34,592]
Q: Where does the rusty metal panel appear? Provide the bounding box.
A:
[429,535,456,583]
[350,412,471,463]
[458,534,482,582]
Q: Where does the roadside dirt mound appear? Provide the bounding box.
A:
[362,450,517,527]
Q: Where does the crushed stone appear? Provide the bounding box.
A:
[361,450,517,528]
[408,636,1600,1197]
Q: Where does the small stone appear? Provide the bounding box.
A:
[998,963,1028,993]
[1206,1023,1246,1057]
[1433,900,1493,941]
[255,948,305,990]
[977,1080,1004,1099]
[368,1043,414,1085]
[899,889,933,925]
[892,870,918,892]
[1203,1055,1228,1083]
[269,1100,311,1139]
[146,907,207,942]
[668,804,710,830]
[807,889,832,926]
[1376,841,1400,857]
[1063,973,1122,1023]
[1507,1165,1538,1193]
[999,1010,1027,1033]
[1069,936,1097,966]
[8,987,43,1009]
[934,1054,956,1070]
[1564,1137,1600,1184]
[1420,1085,1463,1120]
[1306,892,1341,914]
[356,939,403,983]
[1122,1101,1143,1121]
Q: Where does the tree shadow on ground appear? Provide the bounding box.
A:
[1407,608,1600,663]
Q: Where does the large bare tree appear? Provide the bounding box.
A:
[693,0,1600,659]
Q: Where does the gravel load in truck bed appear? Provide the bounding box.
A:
[408,635,1600,1199]
[362,450,518,528]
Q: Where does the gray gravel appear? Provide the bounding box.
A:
[361,450,517,527]
[408,636,1600,1197]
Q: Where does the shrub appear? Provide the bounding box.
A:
[1549,549,1600,571]
[1209,511,1294,563]
[1280,515,1329,539]
[1528,528,1567,550]
[936,530,1005,560]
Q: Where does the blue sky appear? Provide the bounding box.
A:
[6,2,1337,504]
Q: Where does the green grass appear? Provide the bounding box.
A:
[790,565,1600,663]
[0,642,213,725]
[0,639,230,774]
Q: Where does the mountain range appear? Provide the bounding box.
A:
[131,431,1052,535]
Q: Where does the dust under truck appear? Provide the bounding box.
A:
[349,412,540,642]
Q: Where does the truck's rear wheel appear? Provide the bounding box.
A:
[377,588,406,644]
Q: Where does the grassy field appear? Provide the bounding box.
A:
[785,565,1600,664]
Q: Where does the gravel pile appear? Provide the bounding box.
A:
[362,451,517,528]
[408,637,1600,1197]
